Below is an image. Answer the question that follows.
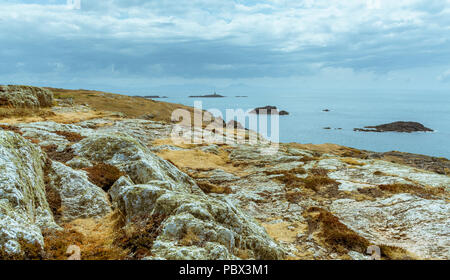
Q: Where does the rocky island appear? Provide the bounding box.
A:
[250,106,289,115]
[0,85,449,261]
[354,121,434,133]
[138,95,168,99]
[189,93,225,98]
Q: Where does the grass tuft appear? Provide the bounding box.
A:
[114,213,167,259]
[0,124,23,135]
[304,207,369,254]
[196,181,233,194]
[54,131,85,142]
[41,144,76,163]
[83,163,125,191]
[0,107,55,119]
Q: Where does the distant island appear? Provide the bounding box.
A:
[135,95,168,99]
[354,121,433,133]
[249,105,289,115]
[189,92,225,98]
[235,96,248,98]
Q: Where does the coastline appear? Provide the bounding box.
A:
[0,85,449,260]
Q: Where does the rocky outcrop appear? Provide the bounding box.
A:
[249,106,289,115]
[226,120,244,130]
[368,151,450,175]
[331,194,450,259]
[354,121,433,133]
[1,113,448,260]
[0,85,54,108]
[112,181,285,260]
[72,134,202,194]
[324,158,450,190]
[0,131,57,257]
[46,161,111,222]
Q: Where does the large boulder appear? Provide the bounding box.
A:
[0,131,57,257]
[72,134,202,194]
[0,85,54,108]
[112,181,285,260]
[46,161,111,222]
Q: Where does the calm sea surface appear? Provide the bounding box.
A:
[149,89,450,158]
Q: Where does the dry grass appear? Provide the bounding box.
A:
[285,190,304,204]
[47,87,201,124]
[261,221,305,243]
[54,131,85,142]
[179,229,202,247]
[42,227,85,260]
[156,148,242,176]
[41,144,76,163]
[83,163,125,191]
[42,213,129,260]
[42,158,63,221]
[235,248,251,260]
[2,213,130,260]
[114,213,167,259]
[0,107,55,120]
[286,143,369,159]
[0,124,40,144]
[0,124,23,134]
[301,176,340,192]
[378,183,446,199]
[340,157,366,166]
[357,187,384,198]
[309,168,329,176]
[299,155,319,163]
[378,244,417,260]
[264,165,307,176]
[195,181,233,195]
[42,145,72,162]
[304,207,370,254]
[0,239,43,260]
[275,170,340,193]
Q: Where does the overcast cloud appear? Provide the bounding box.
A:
[0,0,449,94]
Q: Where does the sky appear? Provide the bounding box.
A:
[0,0,450,95]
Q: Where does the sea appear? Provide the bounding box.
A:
[149,89,450,159]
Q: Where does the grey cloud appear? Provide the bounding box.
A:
[0,0,449,90]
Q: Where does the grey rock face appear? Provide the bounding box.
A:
[0,85,53,108]
[72,133,202,194]
[112,182,285,260]
[46,161,111,222]
[331,194,450,259]
[0,131,57,256]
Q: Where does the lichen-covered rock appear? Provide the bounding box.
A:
[66,157,93,169]
[113,182,284,260]
[0,85,53,108]
[331,194,450,259]
[72,134,202,194]
[17,121,93,149]
[108,175,133,205]
[327,158,450,191]
[46,161,111,222]
[0,131,57,257]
